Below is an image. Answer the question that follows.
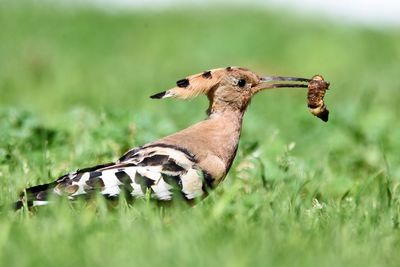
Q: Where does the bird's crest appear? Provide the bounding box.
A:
[150,67,248,100]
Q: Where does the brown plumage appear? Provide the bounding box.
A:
[16,67,329,209]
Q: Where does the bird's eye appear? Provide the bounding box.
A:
[237,79,246,88]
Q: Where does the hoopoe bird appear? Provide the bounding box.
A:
[15,67,325,209]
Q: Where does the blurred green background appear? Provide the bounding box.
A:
[1,1,400,267]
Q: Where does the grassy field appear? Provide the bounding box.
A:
[1,2,400,267]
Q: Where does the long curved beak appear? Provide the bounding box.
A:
[252,76,310,94]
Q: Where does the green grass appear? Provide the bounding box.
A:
[1,2,400,267]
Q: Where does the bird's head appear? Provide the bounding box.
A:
[150,67,310,115]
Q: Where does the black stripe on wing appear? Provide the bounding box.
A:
[119,143,197,163]
[76,162,115,173]
[85,176,105,190]
[135,154,187,173]
[144,143,197,163]
[134,172,155,194]
[201,170,215,194]
[138,154,169,166]
[115,170,134,197]
[161,174,189,201]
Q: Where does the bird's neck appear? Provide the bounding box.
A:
[206,109,244,173]
[207,96,248,116]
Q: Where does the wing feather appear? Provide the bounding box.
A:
[53,144,206,202]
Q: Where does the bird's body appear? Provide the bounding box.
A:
[16,67,316,209]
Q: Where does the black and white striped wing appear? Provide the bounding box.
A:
[53,144,207,202]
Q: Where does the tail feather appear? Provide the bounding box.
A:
[14,182,57,210]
